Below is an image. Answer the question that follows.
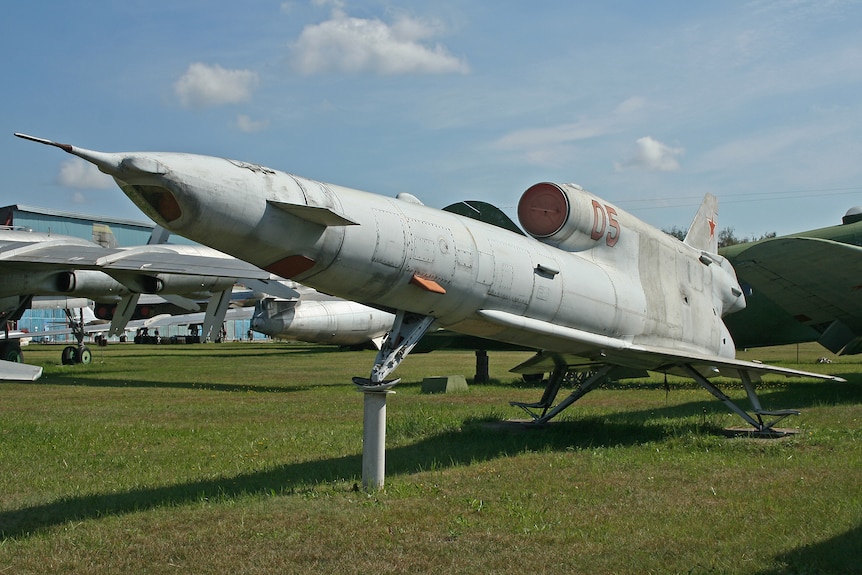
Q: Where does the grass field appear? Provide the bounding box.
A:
[1,341,860,574]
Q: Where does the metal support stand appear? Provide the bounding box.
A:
[360,388,395,491]
[474,350,489,383]
[683,365,799,433]
[510,365,613,424]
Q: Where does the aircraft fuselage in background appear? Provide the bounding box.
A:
[252,296,394,348]
[722,214,862,355]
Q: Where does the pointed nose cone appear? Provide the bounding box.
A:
[15,132,181,227]
[16,132,295,269]
[15,133,168,179]
[15,132,129,177]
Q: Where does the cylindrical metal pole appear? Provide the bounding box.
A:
[361,390,393,491]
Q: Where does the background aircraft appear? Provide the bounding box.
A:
[722,208,862,355]
[18,134,843,434]
[250,279,394,348]
[0,226,293,365]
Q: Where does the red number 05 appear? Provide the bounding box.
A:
[590,200,620,247]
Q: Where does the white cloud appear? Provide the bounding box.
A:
[493,121,613,152]
[615,136,684,172]
[615,96,647,116]
[174,63,259,108]
[290,9,469,75]
[280,1,300,14]
[487,96,651,168]
[490,103,635,168]
[236,114,269,133]
[694,119,848,174]
[490,121,612,167]
[57,158,115,189]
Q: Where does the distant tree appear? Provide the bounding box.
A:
[663,226,687,241]
[664,226,776,248]
[718,227,740,248]
[718,227,777,248]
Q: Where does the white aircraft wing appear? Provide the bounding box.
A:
[0,240,271,279]
[1,323,110,341]
[0,329,33,342]
[241,278,301,301]
[0,359,42,381]
[479,309,844,382]
[135,306,254,329]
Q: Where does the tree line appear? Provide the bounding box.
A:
[663,226,776,248]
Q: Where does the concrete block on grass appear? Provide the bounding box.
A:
[421,375,468,394]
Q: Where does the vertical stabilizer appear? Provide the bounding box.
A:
[92,224,119,248]
[147,225,171,245]
[683,194,718,253]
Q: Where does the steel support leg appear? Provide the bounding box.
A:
[684,365,764,430]
[533,366,614,424]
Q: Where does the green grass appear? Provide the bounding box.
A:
[1,341,860,574]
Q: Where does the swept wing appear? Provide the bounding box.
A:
[0,239,270,279]
[729,237,862,354]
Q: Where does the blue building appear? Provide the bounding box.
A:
[1,203,195,246]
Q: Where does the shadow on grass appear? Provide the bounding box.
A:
[501,378,862,418]
[96,346,350,360]
[30,342,359,364]
[756,522,862,575]
[32,373,316,394]
[3,374,858,540]
[759,379,862,409]
[0,417,665,540]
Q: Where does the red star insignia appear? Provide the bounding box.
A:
[707,217,716,237]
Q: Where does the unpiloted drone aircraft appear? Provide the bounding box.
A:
[16,133,843,433]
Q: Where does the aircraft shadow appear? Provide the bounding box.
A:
[0,417,664,540]
[33,373,315,394]
[4,377,857,539]
[755,522,862,575]
[502,378,862,418]
[79,345,345,361]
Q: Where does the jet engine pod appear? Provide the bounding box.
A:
[152,274,234,296]
[55,270,127,297]
[518,182,620,251]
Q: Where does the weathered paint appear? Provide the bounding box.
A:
[251,297,394,347]
[44,144,744,361]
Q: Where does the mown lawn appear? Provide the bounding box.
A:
[1,341,860,574]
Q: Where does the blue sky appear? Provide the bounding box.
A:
[2,0,861,238]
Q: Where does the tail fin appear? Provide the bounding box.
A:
[92,223,119,248]
[683,193,718,253]
[147,225,171,245]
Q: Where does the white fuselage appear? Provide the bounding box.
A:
[252,297,395,347]
[102,151,744,361]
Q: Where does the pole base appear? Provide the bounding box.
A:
[352,377,400,392]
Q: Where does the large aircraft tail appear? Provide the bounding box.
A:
[683,193,718,253]
[147,225,171,245]
[92,223,119,248]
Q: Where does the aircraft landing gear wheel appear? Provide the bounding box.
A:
[61,345,77,365]
[1,343,23,363]
[77,346,92,365]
